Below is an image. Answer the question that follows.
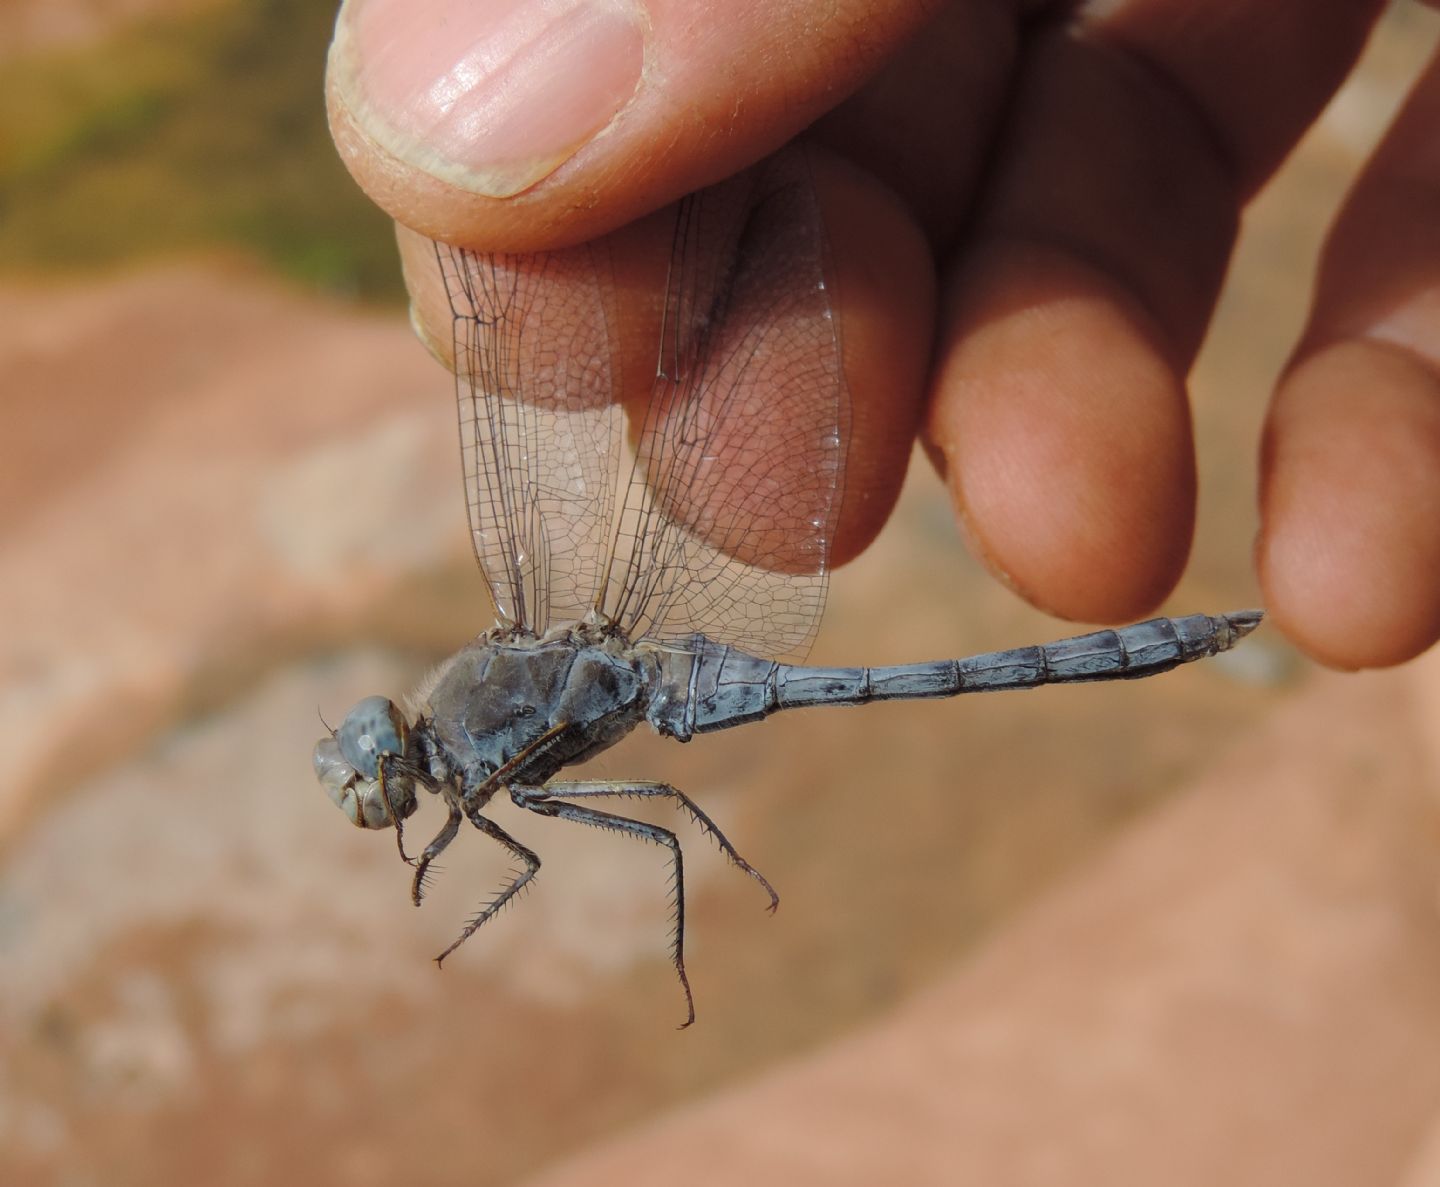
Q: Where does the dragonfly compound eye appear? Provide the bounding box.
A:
[312,735,417,830]
[337,695,409,780]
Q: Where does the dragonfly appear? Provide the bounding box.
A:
[313,147,1261,1027]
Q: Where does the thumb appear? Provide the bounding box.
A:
[326,0,936,251]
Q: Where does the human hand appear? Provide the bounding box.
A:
[325,0,1440,670]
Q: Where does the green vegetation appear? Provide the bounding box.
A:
[0,0,404,303]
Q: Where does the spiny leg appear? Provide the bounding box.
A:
[539,780,778,912]
[411,799,463,907]
[378,754,413,864]
[464,721,579,803]
[511,786,695,1029]
[433,806,541,968]
[427,727,577,957]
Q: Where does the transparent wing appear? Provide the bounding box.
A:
[600,148,847,659]
[439,240,622,632]
[436,147,846,660]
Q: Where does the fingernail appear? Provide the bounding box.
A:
[331,0,646,198]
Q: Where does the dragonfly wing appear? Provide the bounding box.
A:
[437,241,623,632]
[600,148,847,660]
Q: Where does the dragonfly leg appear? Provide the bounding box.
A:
[433,807,541,968]
[411,798,463,906]
[511,785,696,1029]
[377,753,413,864]
[541,780,778,912]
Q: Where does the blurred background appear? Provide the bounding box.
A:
[3,2,1440,1185]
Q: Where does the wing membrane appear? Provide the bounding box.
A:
[436,147,847,660]
[439,242,622,632]
[601,150,847,659]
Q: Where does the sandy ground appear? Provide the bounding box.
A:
[1,6,1438,1186]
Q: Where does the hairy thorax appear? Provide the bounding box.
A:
[416,625,659,791]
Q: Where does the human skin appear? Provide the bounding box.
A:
[326,0,1440,670]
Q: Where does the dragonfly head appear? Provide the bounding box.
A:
[312,696,418,830]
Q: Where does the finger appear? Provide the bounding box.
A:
[925,0,1382,624]
[399,146,934,567]
[326,0,939,251]
[1259,45,1440,669]
[807,0,1019,252]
